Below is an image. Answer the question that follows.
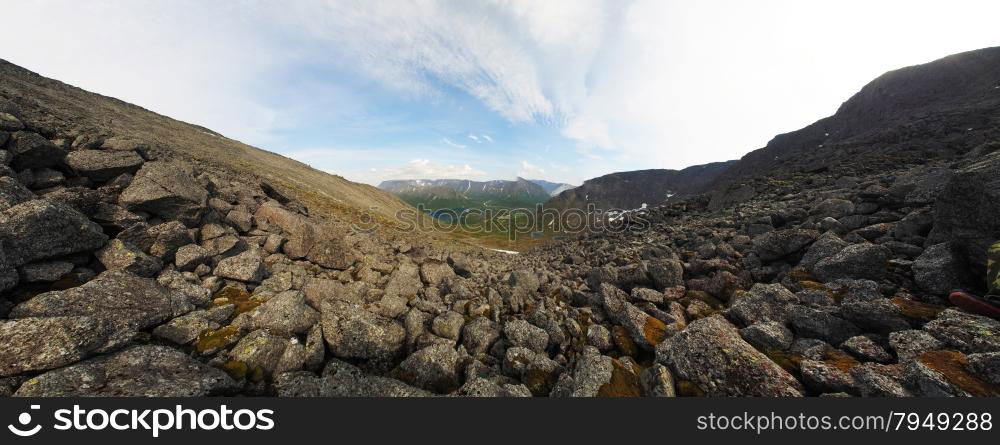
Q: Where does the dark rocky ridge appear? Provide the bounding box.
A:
[544,161,736,213]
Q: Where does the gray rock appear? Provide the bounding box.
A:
[384,261,423,298]
[228,330,289,377]
[175,244,211,271]
[647,259,685,290]
[725,283,799,326]
[800,231,849,271]
[456,378,532,397]
[119,161,208,225]
[841,336,892,363]
[889,330,944,363]
[461,317,500,355]
[321,299,405,361]
[431,311,465,341]
[19,261,73,282]
[151,312,218,345]
[640,363,676,397]
[838,299,912,334]
[64,149,144,182]
[812,198,855,219]
[567,354,616,397]
[923,309,1000,354]
[0,200,107,266]
[7,131,65,170]
[787,305,861,345]
[249,290,319,337]
[15,345,238,396]
[630,287,664,304]
[303,324,325,371]
[11,271,193,346]
[275,340,306,375]
[96,239,163,277]
[214,249,266,283]
[502,346,563,396]
[32,167,65,188]
[656,315,804,396]
[147,221,195,260]
[739,321,794,351]
[752,229,819,261]
[0,250,16,292]
[392,343,461,393]
[912,243,975,296]
[0,176,34,212]
[586,324,613,352]
[813,243,891,282]
[420,259,455,286]
[967,352,1000,386]
[503,319,549,353]
[226,207,253,233]
[316,359,432,397]
[850,363,911,397]
[0,316,113,377]
[800,359,857,395]
[509,269,541,293]
[306,238,355,270]
[928,170,1000,276]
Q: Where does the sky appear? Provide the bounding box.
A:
[4,0,1000,186]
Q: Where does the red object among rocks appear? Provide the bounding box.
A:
[949,291,1000,321]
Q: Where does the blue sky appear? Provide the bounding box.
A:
[6,0,1000,185]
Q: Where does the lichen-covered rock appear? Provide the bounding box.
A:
[503,319,549,353]
[0,200,107,267]
[14,345,238,396]
[502,346,563,396]
[152,312,218,345]
[228,330,290,378]
[430,311,465,341]
[923,309,1000,354]
[725,283,798,326]
[461,317,500,355]
[18,261,73,283]
[598,283,670,351]
[0,176,33,212]
[648,259,684,290]
[306,238,356,270]
[392,343,461,393]
[64,149,144,182]
[248,290,319,337]
[96,239,163,277]
[119,161,208,225]
[889,330,945,362]
[175,244,211,271]
[419,259,455,286]
[739,321,794,351]
[841,335,892,363]
[812,198,855,219]
[10,271,193,346]
[456,378,532,397]
[214,249,267,283]
[657,315,804,396]
[786,305,861,345]
[321,299,405,361]
[0,316,113,377]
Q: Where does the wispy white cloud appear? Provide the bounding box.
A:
[518,160,546,178]
[367,159,487,182]
[442,138,468,149]
[467,134,481,143]
[481,134,494,143]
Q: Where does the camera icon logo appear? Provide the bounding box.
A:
[7,405,42,437]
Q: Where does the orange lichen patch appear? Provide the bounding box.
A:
[682,290,725,309]
[891,297,945,321]
[787,269,815,282]
[765,348,804,374]
[918,350,1000,397]
[598,359,643,397]
[212,285,259,315]
[221,360,249,380]
[642,316,669,346]
[522,368,557,396]
[611,325,638,358]
[675,380,706,397]
[823,348,860,373]
[195,325,240,354]
[799,280,829,292]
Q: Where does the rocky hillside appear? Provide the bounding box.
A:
[1,49,1000,398]
[544,161,736,213]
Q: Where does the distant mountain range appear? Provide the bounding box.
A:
[379,177,565,211]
